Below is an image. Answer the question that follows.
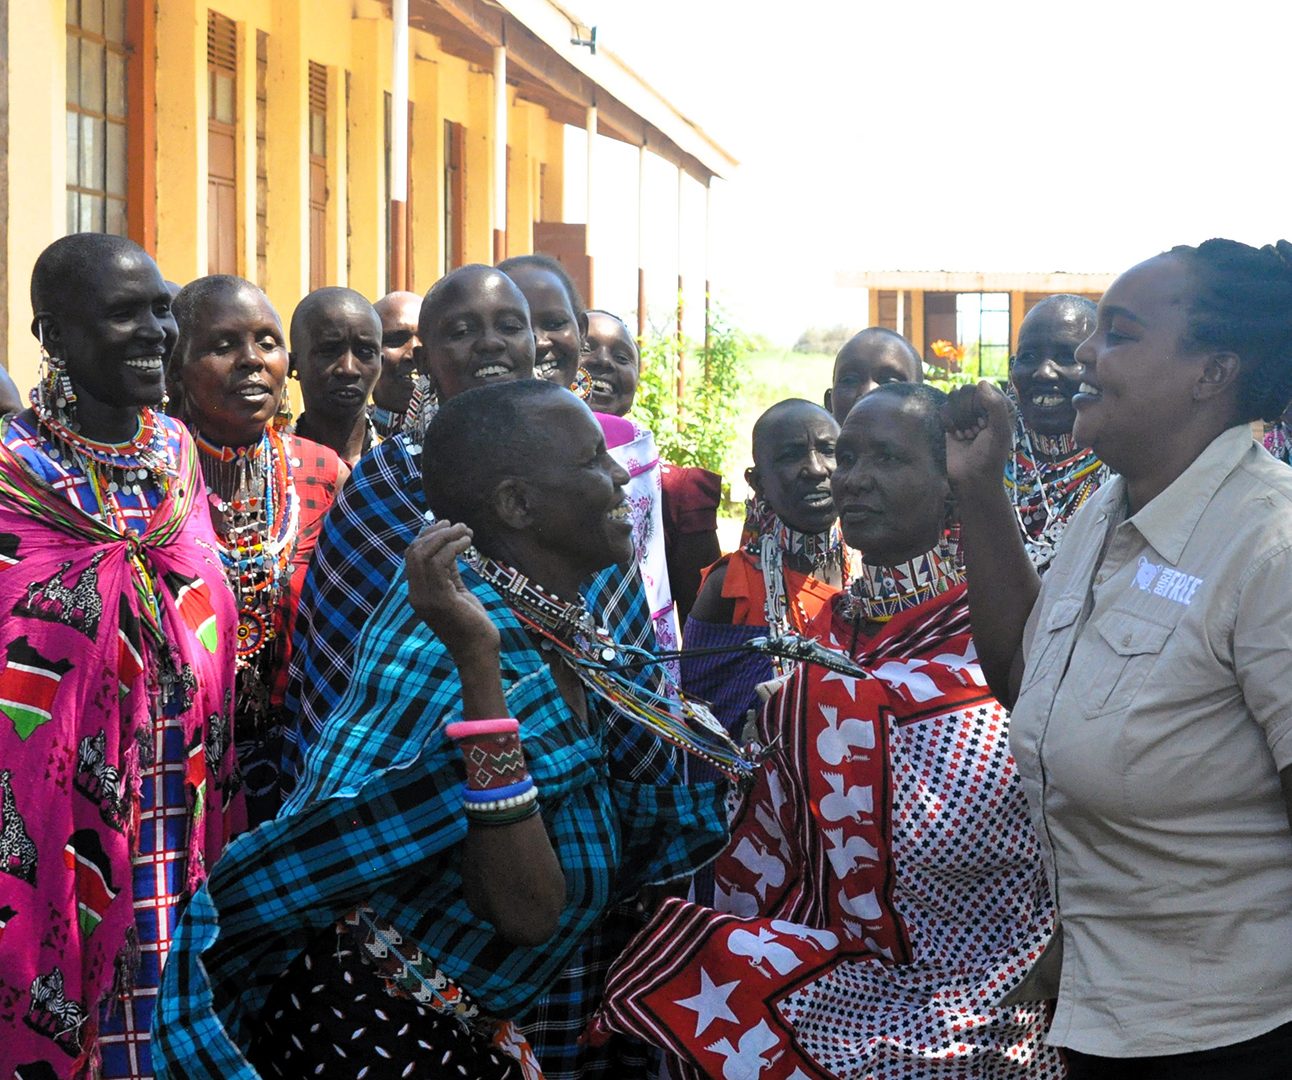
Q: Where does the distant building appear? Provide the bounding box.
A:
[838,269,1113,373]
[0,0,735,392]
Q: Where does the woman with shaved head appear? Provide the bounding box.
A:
[0,234,239,1080]
[168,275,348,827]
[155,380,728,1079]
[595,384,1060,1079]
[684,398,848,748]
[1007,294,1111,572]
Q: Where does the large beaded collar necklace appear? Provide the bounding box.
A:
[844,538,965,625]
[1006,416,1110,571]
[465,547,757,780]
[195,428,299,707]
[741,496,851,651]
[32,367,171,530]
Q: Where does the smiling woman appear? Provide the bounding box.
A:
[1006,295,1112,572]
[152,380,727,1080]
[0,234,240,1080]
[594,383,1062,1080]
[170,275,348,827]
[947,238,1292,1079]
[497,254,590,395]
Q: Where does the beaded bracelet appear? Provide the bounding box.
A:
[462,778,535,805]
[463,782,540,826]
[447,717,530,792]
[465,797,541,828]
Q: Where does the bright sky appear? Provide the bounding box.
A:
[561,0,1292,344]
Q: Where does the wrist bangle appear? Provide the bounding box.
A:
[461,777,535,805]
[462,784,539,813]
[465,799,541,827]
[450,722,530,792]
[446,718,519,739]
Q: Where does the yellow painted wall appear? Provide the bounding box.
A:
[3,0,567,393]
[411,51,442,292]
[6,0,67,392]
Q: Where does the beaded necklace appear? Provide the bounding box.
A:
[741,497,851,661]
[465,548,758,780]
[368,404,405,441]
[1005,417,1111,571]
[37,407,171,532]
[843,539,965,624]
[195,427,299,714]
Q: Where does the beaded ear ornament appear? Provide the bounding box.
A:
[33,322,77,426]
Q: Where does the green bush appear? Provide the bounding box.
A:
[632,303,751,483]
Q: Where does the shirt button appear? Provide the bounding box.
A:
[1121,633,1132,647]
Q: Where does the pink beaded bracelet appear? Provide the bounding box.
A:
[446,718,519,739]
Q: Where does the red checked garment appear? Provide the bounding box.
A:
[594,584,1063,1079]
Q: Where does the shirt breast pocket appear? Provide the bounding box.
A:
[1082,615,1175,719]
[1019,597,1082,697]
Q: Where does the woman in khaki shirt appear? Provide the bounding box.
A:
[945,238,1292,1080]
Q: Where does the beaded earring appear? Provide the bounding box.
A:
[272,380,294,432]
[33,322,75,424]
[570,366,593,400]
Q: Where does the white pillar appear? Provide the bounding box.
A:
[636,142,647,335]
[390,0,409,288]
[585,104,597,251]
[493,44,507,245]
[391,0,409,202]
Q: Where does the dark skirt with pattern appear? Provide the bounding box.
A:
[246,913,532,1079]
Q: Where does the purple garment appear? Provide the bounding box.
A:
[681,616,773,749]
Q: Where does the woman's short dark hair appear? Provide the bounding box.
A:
[858,381,950,474]
[169,274,261,375]
[497,254,585,315]
[422,379,569,528]
[1171,238,1292,423]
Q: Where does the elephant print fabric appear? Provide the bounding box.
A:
[0,424,239,1080]
[595,583,1065,1079]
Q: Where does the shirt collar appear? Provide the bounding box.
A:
[1126,423,1254,564]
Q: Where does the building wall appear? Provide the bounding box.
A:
[3,0,564,391]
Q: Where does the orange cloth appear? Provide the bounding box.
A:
[702,548,840,631]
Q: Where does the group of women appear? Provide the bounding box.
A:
[0,230,1290,1080]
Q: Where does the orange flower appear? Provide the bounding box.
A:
[929,339,965,372]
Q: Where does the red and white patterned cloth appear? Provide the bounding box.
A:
[594,585,1064,1079]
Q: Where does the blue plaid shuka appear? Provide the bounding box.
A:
[282,433,672,789]
[152,567,727,1079]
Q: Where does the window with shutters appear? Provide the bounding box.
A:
[309,61,328,291]
[66,0,130,236]
[207,12,238,275]
[443,120,465,274]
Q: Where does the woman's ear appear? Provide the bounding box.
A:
[577,309,590,343]
[744,465,760,497]
[32,312,62,357]
[493,477,535,532]
[1193,351,1241,403]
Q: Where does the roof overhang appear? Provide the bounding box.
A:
[836,269,1115,293]
[408,0,738,183]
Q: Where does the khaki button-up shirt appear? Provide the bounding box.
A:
[1013,424,1292,1056]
